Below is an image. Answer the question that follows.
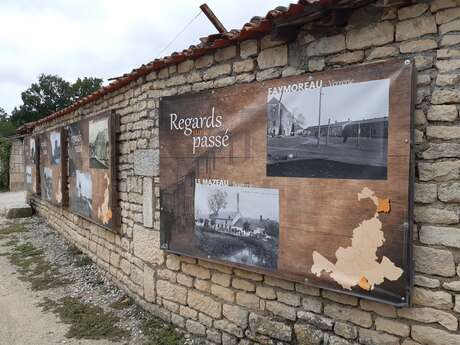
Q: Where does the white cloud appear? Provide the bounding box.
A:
[0,0,294,113]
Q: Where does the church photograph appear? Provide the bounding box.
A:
[194,183,280,270]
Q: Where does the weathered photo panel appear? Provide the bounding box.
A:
[160,59,414,305]
[24,135,39,194]
[67,111,119,231]
[38,129,65,206]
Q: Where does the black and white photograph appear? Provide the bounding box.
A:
[25,165,32,184]
[89,117,109,169]
[73,170,93,217]
[50,131,61,165]
[267,79,389,180]
[29,137,36,164]
[194,183,279,270]
[41,167,53,200]
[68,123,82,177]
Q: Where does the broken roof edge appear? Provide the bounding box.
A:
[23,0,361,131]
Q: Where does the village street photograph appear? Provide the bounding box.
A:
[267,79,390,179]
[194,183,279,270]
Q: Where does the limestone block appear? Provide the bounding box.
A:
[414,245,456,276]
[398,3,429,20]
[249,313,292,342]
[215,46,237,62]
[307,34,345,56]
[439,182,460,202]
[133,225,163,264]
[414,183,437,203]
[375,317,410,337]
[360,299,396,318]
[232,278,255,292]
[214,319,243,337]
[223,304,248,328]
[257,45,288,69]
[277,291,301,307]
[236,292,260,309]
[187,290,222,318]
[142,177,154,228]
[418,160,460,181]
[134,149,158,177]
[427,126,460,139]
[346,22,394,50]
[157,280,187,304]
[427,105,458,121]
[240,40,258,59]
[294,324,323,345]
[297,311,334,330]
[256,286,276,300]
[324,304,372,328]
[412,325,460,345]
[359,329,400,345]
[414,205,458,224]
[400,39,437,53]
[203,64,231,80]
[396,15,437,41]
[398,307,458,330]
[440,18,460,35]
[195,54,213,69]
[233,59,255,74]
[266,300,296,320]
[334,322,358,339]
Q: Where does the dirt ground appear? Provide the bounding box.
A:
[0,192,198,345]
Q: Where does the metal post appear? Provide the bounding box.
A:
[326,118,331,146]
[200,4,228,33]
[357,122,361,146]
[317,86,322,146]
[278,91,285,136]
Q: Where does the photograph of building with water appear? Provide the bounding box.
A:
[194,183,279,270]
[89,117,109,169]
[50,131,61,165]
[41,167,53,201]
[72,170,93,218]
[267,79,389,179]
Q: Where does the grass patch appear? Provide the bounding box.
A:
[68,244,83,256]
[45,296,129,341]
[6,241,68,290]
[0,223,26,236]
[73,254,92,267]
[141,317,183,345]
[110,295,134,310]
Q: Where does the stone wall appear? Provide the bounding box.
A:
[30,1,460,344]
[9,138,24,191]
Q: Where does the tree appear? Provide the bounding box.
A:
[208,190,228,216]
[0,108,15,137]
[70,77,104,102]
[10,74,103,126]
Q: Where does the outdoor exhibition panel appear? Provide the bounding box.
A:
[67,111,119,231]
[159,59,414,305]
[38,129,66,206]
[24,135,40,195]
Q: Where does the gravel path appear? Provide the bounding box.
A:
[0,241,119,345]
[0,196,195,345]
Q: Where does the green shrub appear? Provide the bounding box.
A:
[0,138,11,190]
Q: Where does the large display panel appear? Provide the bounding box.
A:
[24,135,39,195]
[67,111,119,231]
[38,129,65,206]
[159,59,414,305]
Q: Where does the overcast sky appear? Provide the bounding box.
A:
[0,0,294,114]
[270,79,390,128]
